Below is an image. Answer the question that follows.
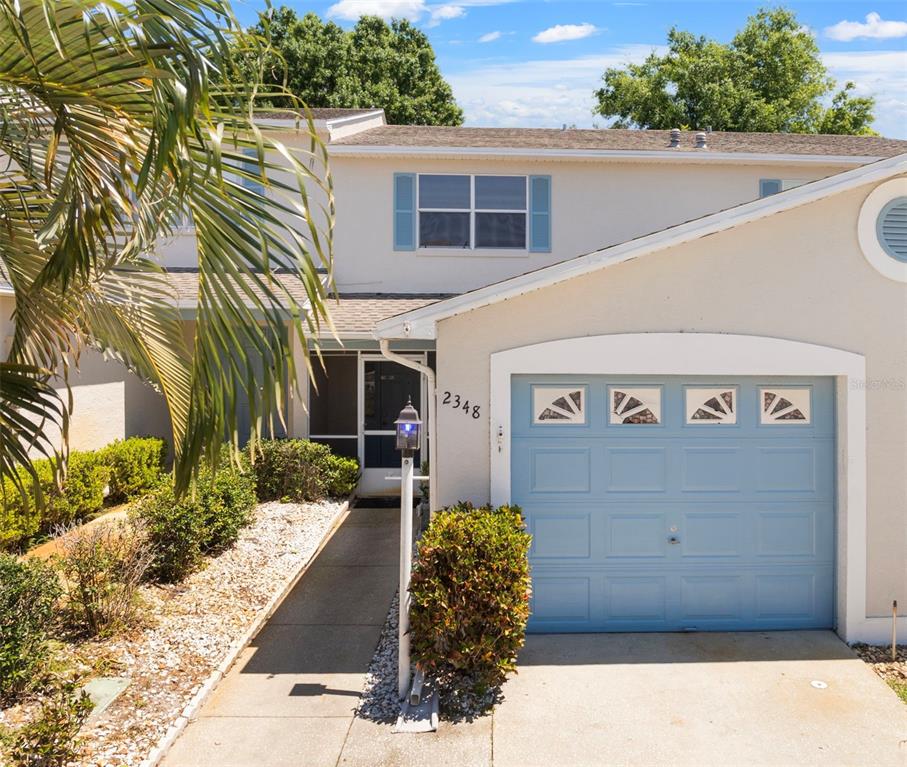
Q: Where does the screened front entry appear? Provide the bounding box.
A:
[309,352,427,495]
[512,376,836,633]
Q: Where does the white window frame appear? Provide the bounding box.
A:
[416,173,528,251]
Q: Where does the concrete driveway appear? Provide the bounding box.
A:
[489,631,907,767]
[340,630,907,767]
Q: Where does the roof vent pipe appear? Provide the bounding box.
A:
[669,128,681,148]
[695,131,708,149]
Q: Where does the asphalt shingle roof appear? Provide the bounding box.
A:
[332,125,907,157]
[163,270,449,335]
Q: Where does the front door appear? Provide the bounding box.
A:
[360,357,424,494]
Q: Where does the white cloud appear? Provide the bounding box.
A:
[426,4,466,27]
[327,0,500,24]
[478,30,502,43]
[327,0,426,21]
[822,49,907,138]
[824,12,907,42]
[532,22,599,44]
[447,46,662,128]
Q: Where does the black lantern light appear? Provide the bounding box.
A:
[394,397,422,453]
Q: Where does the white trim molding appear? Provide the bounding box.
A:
[857,177,907,283]
[329,144,881,167]
[489,333,876,643]
[374,153,907,341]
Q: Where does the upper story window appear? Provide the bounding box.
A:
[418,174,528,249]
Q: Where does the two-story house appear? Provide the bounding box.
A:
[5,108,906,644]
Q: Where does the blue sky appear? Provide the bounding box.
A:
[231,1,907,138]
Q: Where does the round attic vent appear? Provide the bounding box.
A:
[858,178,907,283]
[877,197,907,262]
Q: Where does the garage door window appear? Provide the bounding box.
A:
[533,386,586,424]
[685,387,737,424]
[760,387,811,424]
[609,387,661,425]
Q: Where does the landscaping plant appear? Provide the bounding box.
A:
[196,463,257,553]
[0,452,109,552]
[55,520,153,637]
[133,486,206,584]
[101,437,166,504]
[0,554,61,701]
[409,502,532,711]
[249,439,359,502]
[1,678,92,767]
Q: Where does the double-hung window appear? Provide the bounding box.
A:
[417,174,528,249]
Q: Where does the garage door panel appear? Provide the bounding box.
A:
[680,512,742,557]
[513,375,835,633]
[681,446,743,492]
[606,447,667,492]
[531,576,593,625]
[605,576,668,623]
[530,513,592,559]
[607,513,668,558]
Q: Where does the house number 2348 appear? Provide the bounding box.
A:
[441,391,481,419]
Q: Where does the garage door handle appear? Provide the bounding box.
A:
[668,536,680,544]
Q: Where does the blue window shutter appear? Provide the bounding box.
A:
[529,175,551,252]
[394,173,416,251]
[760,179,782,198]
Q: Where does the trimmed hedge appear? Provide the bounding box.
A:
[0,437,165,552]
[248,439,359,502]
[101,437,165,503]
[409,502,532,709]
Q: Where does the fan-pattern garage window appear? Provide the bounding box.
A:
[533,386,586,424]
[609,387,661,425]
[760,388,811,424]
[686,388,737,424]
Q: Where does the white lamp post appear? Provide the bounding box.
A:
[394,398,422,700]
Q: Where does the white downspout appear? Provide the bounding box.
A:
[378,339,437,513]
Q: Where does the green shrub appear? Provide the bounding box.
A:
[249,439,359,502]
[0,554,61,702]
[196,463,256,553]
[409,502,531,710]
[56,520,152,637]
[1,451,109,552]
[133,486,205,583]
[1,679,92,767]
[101,437,165,503]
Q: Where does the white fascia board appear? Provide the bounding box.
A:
[374,152,907,341]
[328,143,879,167]
[324,109,386,130]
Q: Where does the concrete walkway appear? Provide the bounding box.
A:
[163,508,907,767]
[162,505,400,767]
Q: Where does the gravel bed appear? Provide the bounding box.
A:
[355,589,499,725]
[2,500,344,767]
[853,644,907,702]
[355,591,403,723]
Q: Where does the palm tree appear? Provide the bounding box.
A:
[0,0,334,495]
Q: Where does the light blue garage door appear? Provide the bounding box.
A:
[512,376,835,633]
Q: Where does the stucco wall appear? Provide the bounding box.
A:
[434,177,907,618]
[331,156,847,293]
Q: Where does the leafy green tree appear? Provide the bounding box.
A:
[0,0,333,495]
[247,8,463,126]
[595,7,876,135]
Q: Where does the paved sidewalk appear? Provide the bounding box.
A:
[161,505,400,767]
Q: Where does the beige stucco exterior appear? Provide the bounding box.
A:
[433,176,907,619]
[330,155,849,293]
